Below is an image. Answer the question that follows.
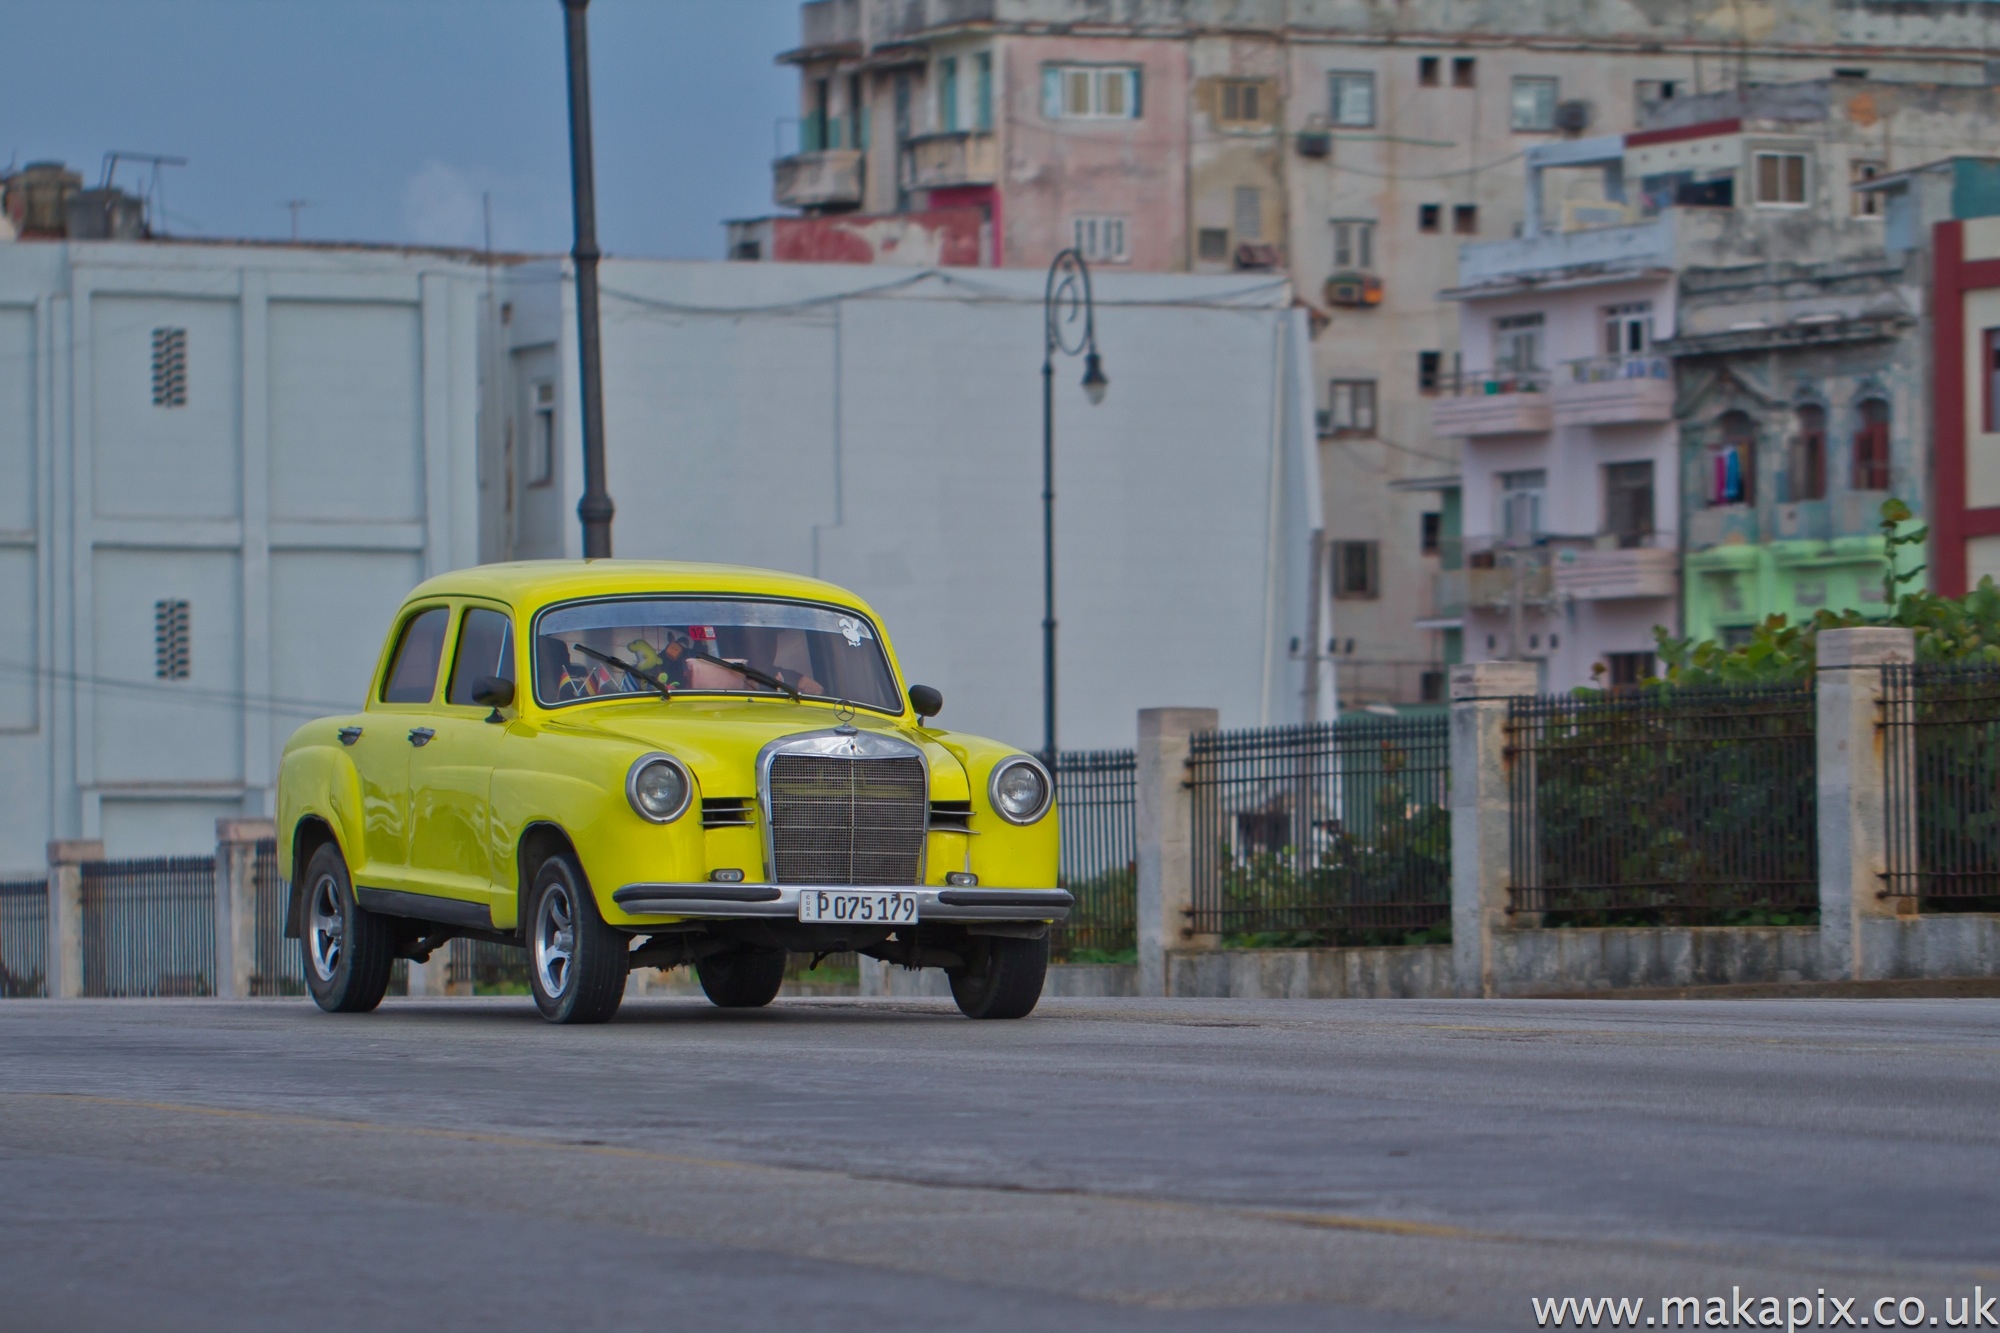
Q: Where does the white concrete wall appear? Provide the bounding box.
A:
[0,240,490,868]
[502,261,1323,752]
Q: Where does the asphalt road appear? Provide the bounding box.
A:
[1,995,1996,1333]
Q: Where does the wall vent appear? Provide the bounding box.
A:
[151,327,188,407]
[154,599,191,679]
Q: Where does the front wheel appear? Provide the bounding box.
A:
[526,853,627,1024]
[947,934,1048,1020]
[695,948,787,1008]
[300,842,394,1014]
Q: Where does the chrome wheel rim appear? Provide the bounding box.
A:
[533,878,576,999]
[307,874,344,982]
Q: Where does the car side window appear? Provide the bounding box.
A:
[380,607,451,704]
[446,609,515,707]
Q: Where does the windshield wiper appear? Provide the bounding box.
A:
[568,642,671,702]
[690,653,800,702]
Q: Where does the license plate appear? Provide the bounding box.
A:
[797,889,919,924]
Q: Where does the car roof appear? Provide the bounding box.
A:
[404,560,876,615]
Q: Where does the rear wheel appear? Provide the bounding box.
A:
[695,948,788,1008]
[527,853,627,1024]
[948,934,1048,1020]
[300,842,394,1014]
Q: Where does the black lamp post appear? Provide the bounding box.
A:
[1040,249,1108,763]
[562,0,614,558]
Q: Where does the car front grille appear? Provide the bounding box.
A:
[766,754,926,885]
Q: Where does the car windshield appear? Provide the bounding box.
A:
[532,597,901,713]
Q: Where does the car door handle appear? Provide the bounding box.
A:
[337,726,362,746]
[407,728,436,747]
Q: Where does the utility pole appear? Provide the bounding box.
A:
[284,199,308,241]
[563,0,614,558]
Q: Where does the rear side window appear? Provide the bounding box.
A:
[380,607,450,704]
[447,609,515,706]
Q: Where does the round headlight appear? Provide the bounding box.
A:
[989,756,1053,825]
[626,753,692,823]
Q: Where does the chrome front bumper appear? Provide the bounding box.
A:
[610,883,1073,923]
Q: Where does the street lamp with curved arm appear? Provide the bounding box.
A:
[1040,249,1109,763]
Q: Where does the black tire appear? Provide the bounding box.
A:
[526,852,627,1024]
[694,948,788,1008]
[300,841,395,1014]
[948,934,1049,1020]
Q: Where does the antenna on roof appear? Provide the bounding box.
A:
[284,198,309,241]
[101,151,188,235]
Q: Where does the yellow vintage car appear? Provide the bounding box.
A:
[276,561,1067,1023]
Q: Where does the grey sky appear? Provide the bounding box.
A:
[1,0,799,258]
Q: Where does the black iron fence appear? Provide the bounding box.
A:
[1506,684,1818,924]
[1188,716,1451,945]
[1,877,48,998]
[448,938,531,993]
[1052,748,1138,961]
[80,856,216,997]
[251,839,305,996]
[1881,662,2000,910]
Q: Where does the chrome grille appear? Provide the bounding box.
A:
[767,754,926,884]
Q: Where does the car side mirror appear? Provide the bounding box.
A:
[473,675,515,723]
[908,684,943,724]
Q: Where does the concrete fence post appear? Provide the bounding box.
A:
[215,818,275,999]
[46,839,103,999]
[1816,627,1915,981]
[1449,662,1539,999]
[1136,707,1218,997]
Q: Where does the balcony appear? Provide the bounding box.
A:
[1550,544,1678,601]
[1431,372,1553,439]
[1431,545,1555,616]
[1553,355,1675,427]
[773,150,864,210]
[902,131,999,191]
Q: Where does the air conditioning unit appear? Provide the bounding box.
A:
[1554,99,1592,134]
[1323,271,1384,308]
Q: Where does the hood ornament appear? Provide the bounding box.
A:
[833,699,857,735]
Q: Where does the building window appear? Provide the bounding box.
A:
[1603,301,1652,356]
[1197,227,1230,262]
[1072,214,1129,263]
[1494,312,1544,373]
[1604,461,1655,548]
[1452,204,1478,235]
[1710,410,1757,506]
[1852,398,1892,491]
[1605,651,1656,688]
[151,327,188,408]
[1420,670,1446,702]
[1754,151,1809,207]
[528,381,556,487]
[1328,71,1375,127]
[850,73,869,149]
[1852,159,1884,216]
[153,599,191,680]
[1327,379,1378,436]
[1512,77,1558,131]
[1233,187,1263,242]
[1789,404,1828,502]
[1636,79,1680,117]
[1331,218,1374,269]
[1421,511,1442,555]
[1331,540,1381,599]
[1499,470,1546,543]
[1418,350,1445,394]
[938,57,959,132]
[807,78,832,150]
[1987,330,2000,433]
[1216,79,1267,125]
[1418,203,1441,233]
[1452,57,1476,88]
[1418,56,1440,87]
[1043,64,1141,120]
[975,52,993,131]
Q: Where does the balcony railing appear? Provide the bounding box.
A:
[1432,369,1553,438]
[1432,533,1677,614]
[1554,355,1674,427]
[902,131,999,190]
[773,149,864,210]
